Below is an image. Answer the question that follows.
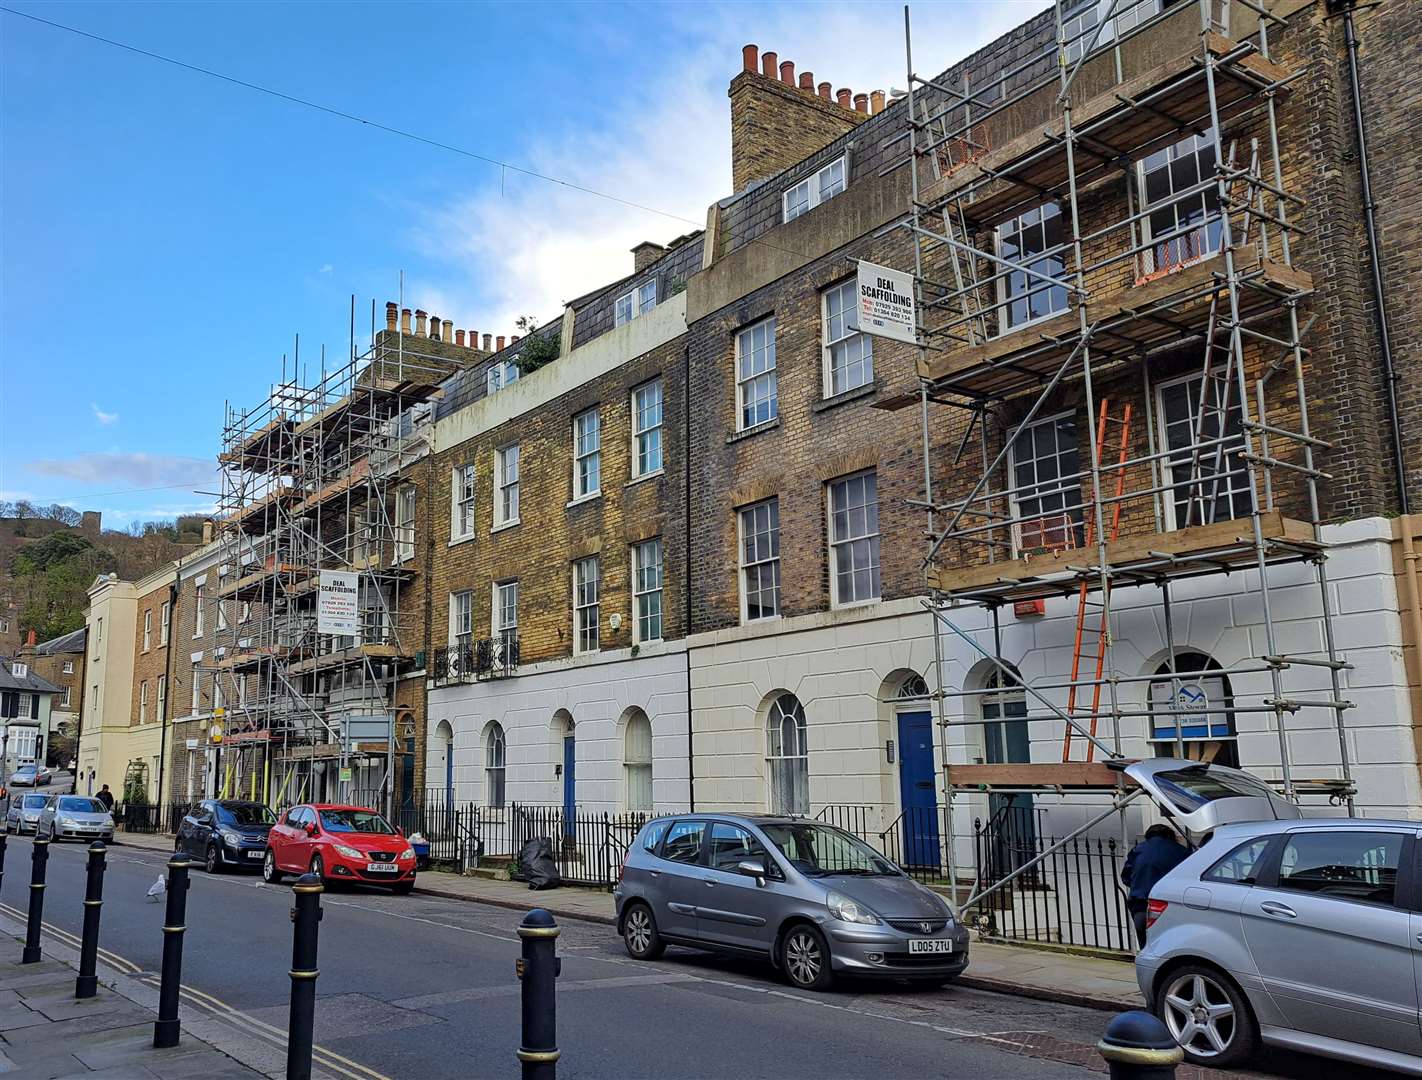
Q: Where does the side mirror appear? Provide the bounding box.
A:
[304,823,317,837]
[736,858,768,886]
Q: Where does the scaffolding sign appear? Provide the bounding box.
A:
[317,570,360,638]
[855,260,917,343]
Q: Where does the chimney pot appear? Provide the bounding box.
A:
[798,72,814,90]
[428,314,440,339]
[779,60,795,85]
[870,89,885,114]
[818,81,832,100]
[414,310,428,336]
[836,88,851,108]
[469,330,478,350]
[442,319,453,342]
[25,629,36,646]
[742,44,758,72]
[511,335,521,344]
[455,329,466,347]
[496,335,506,350]
[761,50,777,78]
[482,334,492,350]
[853,93,868,113]
[400,308,411,334]
[385,302,398,332]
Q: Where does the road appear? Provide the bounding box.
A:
[0,834,1388,1079]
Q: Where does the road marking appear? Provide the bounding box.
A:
[0,901,140,974]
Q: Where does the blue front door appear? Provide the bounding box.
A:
[896,711,940,868]
[562,734,576,825]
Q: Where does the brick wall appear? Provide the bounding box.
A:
[729,67,867,193]
[130,579,172,728]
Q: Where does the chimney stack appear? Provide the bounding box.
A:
[742,43,758,72]
[400,308,412,334]
[25,629,36,647]
[761,50,778,78]
[202,520,214,545]
[632,240,666,273]
[415,310,428,336]
[385,302,398,332]
[870,90,885,115]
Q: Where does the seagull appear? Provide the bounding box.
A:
[145,875,166,903]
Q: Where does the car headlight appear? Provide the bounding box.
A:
[827,890,880,925]
[57,817,77,827]
[399,847,415,861]
[932,892,958,924]
[222,831,242,848]
[333,844,363,860]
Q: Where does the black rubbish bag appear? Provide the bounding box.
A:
[515,837,561,890]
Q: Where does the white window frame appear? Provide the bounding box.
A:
[783,155,846,223]
[139,680,148,723]
[766,694,809,815]
[486,360,520,395]
[738,498,781,623]
[1006,410,1083,554]
[827,470,882,608]
[994,202,1069,335]
[160,601,171,645]
[1136,129,1223,279]
[450,591,473,651]
[190,662,201,713]
[735,317,777,431]
[631,379,664,479]
[193,586,204,638]
[156,675,166,720]
[494,445,520,528]
[216,589,228,631]
[632,538,664,644]
[212,677,224,713]
[62,660,74,674]
[61,686,71,708]
[573,556,601,655]
[572,408,602,501]
[142,610,152,652]
[614,280,658,327]
[624,710,653,813]
[485,722,507,809]
[451,463,477,542]
[493,580,518,658]
[1155,368,1251,531]
[240,600,251,624]
[821,279,874,396]
[395,485,416,563]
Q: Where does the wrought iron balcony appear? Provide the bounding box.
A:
[432,637,520,685]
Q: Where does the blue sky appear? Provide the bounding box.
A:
[1,0,1047,528]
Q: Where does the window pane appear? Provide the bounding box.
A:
[1276,831,1402,906]
[662,821,705,863]
[708,823,767,871]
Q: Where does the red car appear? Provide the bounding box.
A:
[263,803,416,894]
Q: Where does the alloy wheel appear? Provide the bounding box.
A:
[1161,971,1236,1058]
[784,929,823,987]
[205,845,219,873]
[625,908,653,954]
[262,850,278,883]
[310,854,324,882]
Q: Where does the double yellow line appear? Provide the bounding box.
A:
[0,902,389,1080]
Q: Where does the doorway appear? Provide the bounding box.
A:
[981,669,1036,877]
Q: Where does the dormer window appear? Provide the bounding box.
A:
[486,360,520,395]
[783,155,846,222]
[615,280,658,327]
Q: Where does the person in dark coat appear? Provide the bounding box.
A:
[95,784,114,811]
[1122,823,1189,947]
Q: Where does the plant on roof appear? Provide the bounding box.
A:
[513,316,561,375]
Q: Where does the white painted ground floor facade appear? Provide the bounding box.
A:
[425,519,1420,872]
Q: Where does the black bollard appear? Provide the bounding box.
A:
[1097,1010,1182,1080]
[286,872,323,1080]
[153,853,191,1048]
[516,908,561,1080]
[0,831,8,895]
[21,837,49,964]
[75,842,107,999]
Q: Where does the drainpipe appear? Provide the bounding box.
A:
[155,559,181,808]
[683,341,696,812]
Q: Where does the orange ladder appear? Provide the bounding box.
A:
[1062,399,1132,763]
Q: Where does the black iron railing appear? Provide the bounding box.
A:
[431,637,520,685]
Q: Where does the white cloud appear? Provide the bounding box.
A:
[405,2,1047,332]
[26,452,215,492]
[318,263,333,275]
[90,403,119,426]
[98,500,218,529]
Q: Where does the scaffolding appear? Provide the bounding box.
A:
[889,0,1356,916]
[211,303,465,813]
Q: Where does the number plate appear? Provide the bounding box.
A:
[907,938,953,955]
[246,850,264,859]
[365,862,399,873]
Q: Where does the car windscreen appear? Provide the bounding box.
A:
[217,803,277,826]
[13,767,35,776]
[318,809,394,834]
[758,822,899,877]
[1152,768,1276,812]
[21,795,47,808]
[58,797,105,813]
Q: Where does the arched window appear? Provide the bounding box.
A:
[980,667,1029,765]
[766,694,809,815]
[484,722,506,809]
[897,674,930,700]
[624,710,653,813]
[1148,652,1237,766]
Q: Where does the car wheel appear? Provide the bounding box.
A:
[621,902,665,961]
[205,844,221,874]
[1156,964,1258,1068]
[262,850,284,884]
[780,924,834,992]
[49,823,59,843]
[390,881,414,896]
[174,836,183,852]
[309,853,325,883]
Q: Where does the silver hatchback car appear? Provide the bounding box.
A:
[36,795,115,843]
[1137,817,1422,1075]
[5,792,50,834]
[615,814,968,991]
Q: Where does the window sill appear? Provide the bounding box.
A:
[448,532,477,549]
[566,491,603,510]
[813,381,880,413]
[727,417,780,445]
[831,596,882,613]
[491,519,521,535]
[626,468,665,489]
[740,613,782,627]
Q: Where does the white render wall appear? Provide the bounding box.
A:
[686,518,1421,853]
[426,642,690,814]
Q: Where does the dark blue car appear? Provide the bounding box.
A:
[176,799,276,872]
